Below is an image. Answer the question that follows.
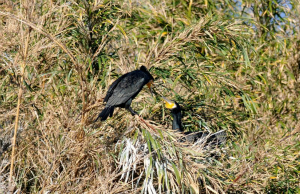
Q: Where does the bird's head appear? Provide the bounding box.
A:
[140,65,148,72]
[162,96,177,109]
[162,96,183,131]
[140,66,154,80]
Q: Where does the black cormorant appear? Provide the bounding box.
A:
[162,97,226,146]
[95,66,154,121]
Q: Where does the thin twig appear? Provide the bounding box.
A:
[135,115,158,133]
[9,23,29,186]
[9,80,23,185]
[224,158,258,192]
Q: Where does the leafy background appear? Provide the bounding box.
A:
[0,0,299,193]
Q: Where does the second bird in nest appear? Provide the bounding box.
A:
[162,96,226,146]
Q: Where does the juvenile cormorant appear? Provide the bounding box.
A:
[95,66,154,121]
[162,97,226,146]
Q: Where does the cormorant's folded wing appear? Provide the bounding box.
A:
[104,73,128,102]
[107,73,146,106]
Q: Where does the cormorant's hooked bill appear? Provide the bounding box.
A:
[95,66,154,122]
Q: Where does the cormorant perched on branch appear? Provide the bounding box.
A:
[162,97,226,146]
[95,66,154,121]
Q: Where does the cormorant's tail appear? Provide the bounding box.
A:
[94,106,115,122]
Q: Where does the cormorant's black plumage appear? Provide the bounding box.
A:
[170,101,183,132]
[163,98,226,146]
[95,66,154,121]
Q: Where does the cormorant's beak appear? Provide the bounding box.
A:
[162,96,176,109]
[147,80,154,96]
[162,96,172,103]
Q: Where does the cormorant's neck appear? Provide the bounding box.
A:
[171,103,183,132]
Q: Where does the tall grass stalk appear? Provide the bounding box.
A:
[9,19,29,188]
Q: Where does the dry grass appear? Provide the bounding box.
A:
[0,0,299,193]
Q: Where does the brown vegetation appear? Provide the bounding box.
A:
[0,0,299,193]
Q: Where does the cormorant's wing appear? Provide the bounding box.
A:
[106,72,146,106]
[104,73,128,102]
[210,129,226,145]
[180,131,207,143]
[194,129,226,146]
[180,130,226,146]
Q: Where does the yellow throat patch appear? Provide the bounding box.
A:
[165,101,176,109]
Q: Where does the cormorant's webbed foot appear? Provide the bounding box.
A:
[128,107,138,116]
